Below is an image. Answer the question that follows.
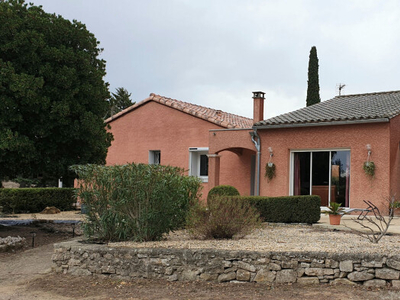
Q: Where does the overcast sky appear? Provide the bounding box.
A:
[31,0,400,119]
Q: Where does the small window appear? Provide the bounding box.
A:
[149,150,161,165]
[199,154,208,176]
[189,147,208,182]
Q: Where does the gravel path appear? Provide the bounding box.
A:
[3,211,400,256]
[110,223,400,256]
[0,244,57,300]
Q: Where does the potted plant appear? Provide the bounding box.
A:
[363,161,375,178]
[265,162,276,182]
[390,201,400,217]
[323,202,347,225]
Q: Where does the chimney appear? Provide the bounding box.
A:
[252,91,265,123]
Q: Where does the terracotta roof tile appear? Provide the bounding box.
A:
[106,93,253,129]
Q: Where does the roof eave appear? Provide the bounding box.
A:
[253,118,390,130]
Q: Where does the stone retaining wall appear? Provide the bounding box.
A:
[53,240,400,288]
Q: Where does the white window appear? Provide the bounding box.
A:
[149,150,161,165]
[189,147,209,182]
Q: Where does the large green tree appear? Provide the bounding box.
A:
[106,87,135,118]
[306,46,321,107]
[0,0,113,186]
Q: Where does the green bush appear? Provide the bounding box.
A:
[235,195,321,224]
[71,163,202,242]
[186,196,262,239]
[0,188,76,213]
[207,185,240,202]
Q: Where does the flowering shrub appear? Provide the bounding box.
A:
[71,163,201,242]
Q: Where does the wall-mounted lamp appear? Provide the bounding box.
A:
[268,147,273,157]
[366,144,372,164]
[268,147,274,167]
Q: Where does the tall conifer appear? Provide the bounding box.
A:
[306,46,321,106]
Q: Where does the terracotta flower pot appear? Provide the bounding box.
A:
[329,214,342,225]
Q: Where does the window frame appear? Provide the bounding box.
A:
[289,148,351,207]
[149,150,161,165]
[189,147,209,182]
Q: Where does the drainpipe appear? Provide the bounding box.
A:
[250,129,261,196]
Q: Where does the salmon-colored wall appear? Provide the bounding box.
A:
[258,122,392,210]
[390,115,400,201]
[209,129,255,154]
[218,149,255,196]
[106,101,242,199]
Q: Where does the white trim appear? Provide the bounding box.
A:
[289,152,294,195]
[149,150,161,165]
[189,147,209,182]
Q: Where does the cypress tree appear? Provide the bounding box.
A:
[306,46,321,106]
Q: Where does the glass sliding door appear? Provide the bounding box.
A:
[311,152,330,206]
[293,152,310,196]
[292,150,350,207]
[330,151,350,207]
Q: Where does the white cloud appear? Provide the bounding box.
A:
[31,0,400,118]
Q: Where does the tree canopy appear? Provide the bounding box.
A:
[106,87,135,119]
[0,0,113,186]
[306,46,321,107]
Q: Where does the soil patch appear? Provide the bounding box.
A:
[27,274,400,300]
[0,222,81,258]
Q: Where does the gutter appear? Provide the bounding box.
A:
[249,129,261,196]
[253,118,390,130]
[210,128,253,132]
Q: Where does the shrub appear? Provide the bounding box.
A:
[71,163,202,242]
[0,188,76,213]
[207,185,240,202]
[237,195,321,224]
[186,196,262,239]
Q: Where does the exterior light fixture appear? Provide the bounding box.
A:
[268,147,274,167]
[30,231,36,248]
[268,147,273,157]
[366,144,372,165]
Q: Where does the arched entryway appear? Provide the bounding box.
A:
[208,128,257,196]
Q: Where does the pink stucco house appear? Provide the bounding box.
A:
[105,93,253,197]
[209,90,400,212]
[106,90,400,212]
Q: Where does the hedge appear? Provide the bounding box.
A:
[231,195,321,224]
[0,188,76,213]
[207,185,240,202]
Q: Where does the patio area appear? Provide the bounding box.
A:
[315,214,400,234]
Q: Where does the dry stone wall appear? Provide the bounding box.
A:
[53,240,400,288]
